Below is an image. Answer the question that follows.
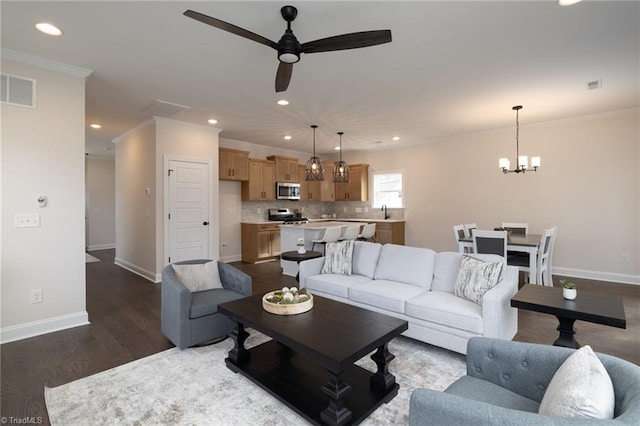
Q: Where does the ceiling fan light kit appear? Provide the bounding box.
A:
[333,132,350,183]
[499,105,540,174]
[306,125,325,181]
[184,5,392,92]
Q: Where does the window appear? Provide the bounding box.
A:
[373,171,403,208]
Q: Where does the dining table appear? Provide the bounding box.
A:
[458,233,541,284]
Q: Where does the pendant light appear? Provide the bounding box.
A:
[332,132,350,183]
[305,124,324,181]
[499,105,540,174]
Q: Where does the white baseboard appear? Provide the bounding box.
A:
[220,254,242,263]
[0,311,90,344]
[553,267,639,285]
[87,243,115,251]
[114,257,159,283]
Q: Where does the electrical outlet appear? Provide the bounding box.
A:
[355,207,362,213]
[221,243,228,252]
[31,289,43,304]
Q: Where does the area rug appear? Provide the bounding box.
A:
[85,253,100,263]
[45,332,466,425]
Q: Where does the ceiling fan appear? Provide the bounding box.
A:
[184,6,392,92]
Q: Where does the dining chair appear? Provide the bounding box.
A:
[357,223,376,242]
[463,223,477,238]
[339,225,360,241]
[311,226,342,254]
[501,222,529,235]
[507,227,555,286]
[453,225,469,253]
[472,230,508,257]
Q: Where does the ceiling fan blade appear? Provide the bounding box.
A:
[300,30,392,54]
[184,10,279,50]
[275,62,294,92]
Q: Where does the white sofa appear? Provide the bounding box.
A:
[298,242,519,354]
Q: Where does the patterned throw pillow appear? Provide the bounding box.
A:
[539,345,614,419]
[453,255,503,305]
[321,240,355,275]
[172,261,222,293]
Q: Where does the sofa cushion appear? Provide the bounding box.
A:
[172,261,222,293]
[432,252,506,293]
[305,274,373,298]
[539,345,614,419]
[446,375,540,413]
[374,244,436,289]
[190,288,244,318]
[349,280,427,314]
[321,240,355,275]
[352,241,383,278]
[454,256,503,305]
[405,291,483,334]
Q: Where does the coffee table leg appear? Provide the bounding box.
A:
[227,322,250,369]
[370,343,396,393]
[554,316,580,348]
[320,371,352,426]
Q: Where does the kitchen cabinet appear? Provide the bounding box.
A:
[374,221,405,245]
[241,223,281,263]
[298,164,335,201]
[241,159,275,201]
[267,155,299,182]
[335,164,369,201]
[219,148,249,181]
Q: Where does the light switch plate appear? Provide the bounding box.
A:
[15,213,40,228]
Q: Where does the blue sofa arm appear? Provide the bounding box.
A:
[218,261,252,297]
[161,262,195,348]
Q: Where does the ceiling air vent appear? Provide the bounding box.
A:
[585,79,602,90]
[1,73,36,108]
[144,99,190,117]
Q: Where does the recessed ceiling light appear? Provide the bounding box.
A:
[208,119,218,124]
[284,135,292,140]
[559,0,581,6]
[90,123,102,129]
[334,146,341,151]
[392,136,400,141]
[35,22,63,36]
[277,100,289,106]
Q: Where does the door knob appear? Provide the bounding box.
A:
[203,221,209,226]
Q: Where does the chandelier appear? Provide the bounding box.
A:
[305,124,324,181]
[332,132,350,183]
[499,105,540,174]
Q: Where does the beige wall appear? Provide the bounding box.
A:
[341,108,639,283]
[1,58,89,342]
[86,156,115,250]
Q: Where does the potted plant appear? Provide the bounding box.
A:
[297,238,306,254]
[560,279,577,300]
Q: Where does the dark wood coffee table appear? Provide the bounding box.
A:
[218,294,408,426]
[511,284,626,348]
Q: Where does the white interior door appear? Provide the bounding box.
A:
[168,160,210,263]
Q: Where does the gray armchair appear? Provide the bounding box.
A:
[410,337,640,425]
[161,260,252,349]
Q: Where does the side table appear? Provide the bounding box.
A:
[281,250,322,282]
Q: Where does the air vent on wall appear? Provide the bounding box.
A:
[1,73,36,108]
[144,99,190,117]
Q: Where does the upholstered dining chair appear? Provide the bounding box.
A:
[311,226,342,253]
[508,227,556,286]
[473,230,508,257]
[463,223,477,238]
[339,225,360,241]
[502,222,529,235]
[357,223,376,242]
[453,224,469,253]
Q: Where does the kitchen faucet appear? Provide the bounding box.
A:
[381,204,389,220]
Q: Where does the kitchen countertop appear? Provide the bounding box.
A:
[241,218,405,225]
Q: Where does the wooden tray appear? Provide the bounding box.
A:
[262,291,313,315]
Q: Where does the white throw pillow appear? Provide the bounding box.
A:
[453,255,503,305]
[172,261,222,293]
[539,345,615,419]
[321,240,354,275]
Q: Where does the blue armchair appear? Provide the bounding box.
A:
[410,337,640,425]
[161,260,252,349]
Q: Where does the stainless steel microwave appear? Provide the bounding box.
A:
[276,182,301,200]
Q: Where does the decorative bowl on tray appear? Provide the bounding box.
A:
[262,287,313,315]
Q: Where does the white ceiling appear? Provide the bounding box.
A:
[2,1,638,156]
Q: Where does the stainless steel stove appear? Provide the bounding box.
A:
[268,208,309,224]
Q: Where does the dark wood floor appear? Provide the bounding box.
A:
[1,249,638,424]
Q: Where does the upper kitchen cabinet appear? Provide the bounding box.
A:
[241,159,275,201]
[219,148,249,181]
[298,163,336,201]
[267,155,299,182]
[335,164,369,201]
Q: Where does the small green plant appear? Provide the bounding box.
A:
[560,279,575,290]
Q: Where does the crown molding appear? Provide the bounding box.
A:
[0,48,93,78]
[111,119,155,144]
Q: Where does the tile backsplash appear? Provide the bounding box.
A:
[241,201,404,222]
